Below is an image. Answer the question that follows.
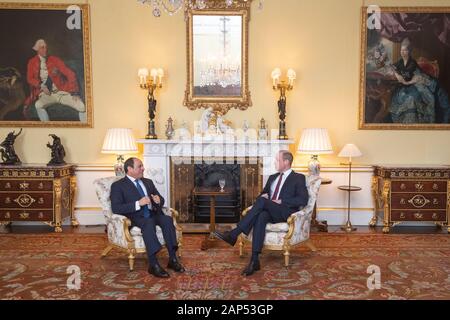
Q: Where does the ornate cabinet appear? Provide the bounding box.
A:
[371,165,450,233]
[0,164,77,232]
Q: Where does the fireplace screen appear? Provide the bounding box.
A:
[170,158,261,223]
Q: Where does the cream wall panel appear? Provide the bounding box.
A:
[1,0,449,168]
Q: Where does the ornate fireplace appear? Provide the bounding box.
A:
[137,138,294,231]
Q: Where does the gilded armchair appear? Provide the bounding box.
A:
[239,175,321,267]
[93,176,182,271]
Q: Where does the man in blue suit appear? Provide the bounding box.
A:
[110,157,184,278]
[214,150,309,276]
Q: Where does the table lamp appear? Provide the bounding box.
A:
[297,128,333,176]
[102,128,138,176]
[338,143,362,232]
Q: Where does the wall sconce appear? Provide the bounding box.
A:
[138,67,164,139]
[271,68,296,140]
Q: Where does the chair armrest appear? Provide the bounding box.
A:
[285,214,297,240]
[104,212,134,247]
[162,207,182,232]
[285,207,312,241]
[286,209,313,244]
[162,207,179,219]
[109,213,133,243]
[292,208,309,218]
[122,216,133,243]
[242,206,253,217]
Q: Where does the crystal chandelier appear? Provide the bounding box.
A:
[196,15,241,90]
[198,58,241,88]
[137,0,263,18]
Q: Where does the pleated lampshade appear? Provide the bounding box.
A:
[102,128,138,154]
[298,128,333,155]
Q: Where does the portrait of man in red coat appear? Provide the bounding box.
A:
[24,39,86,122]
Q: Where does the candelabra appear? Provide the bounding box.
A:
[271,68,296,140]
[138,68,164,139]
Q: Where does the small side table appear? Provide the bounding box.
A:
[192,187,233,250]
[311,178,332,232]
[338,185,362,232]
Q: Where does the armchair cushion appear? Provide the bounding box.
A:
[265,223,289,232]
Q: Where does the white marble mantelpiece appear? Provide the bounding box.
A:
[137,138,294,207]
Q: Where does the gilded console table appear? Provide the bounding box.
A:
[371,165,450,233]
[0,164,78,232]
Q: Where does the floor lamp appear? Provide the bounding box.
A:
[338,143,362,232]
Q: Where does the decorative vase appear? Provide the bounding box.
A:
[165,117,175,140]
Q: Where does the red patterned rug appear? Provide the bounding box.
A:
[0,233,449,300]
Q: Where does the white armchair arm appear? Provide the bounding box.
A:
[287,211,311,245]
[104,211,132,248]
[161,207,182,233]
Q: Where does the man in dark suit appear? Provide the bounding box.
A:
[214,150,309,276]
[110,157,184,278]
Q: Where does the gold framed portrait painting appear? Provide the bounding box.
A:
[184,0,252,115]
[0,3,92,127]
[360,7,450,130]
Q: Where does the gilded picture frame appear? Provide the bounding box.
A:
[0,2,93,128]
[184,0,252,115]
[359,6,450,130]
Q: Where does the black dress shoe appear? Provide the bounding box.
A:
[213,231,237,246]
[148,263,170,278]
[241,260,261,276]
[167,258,185,273]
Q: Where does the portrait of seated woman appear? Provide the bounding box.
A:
[389,38,450,124]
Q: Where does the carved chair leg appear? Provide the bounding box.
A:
[177,242,182,258]
[283,249,290,268]
[176,228,183,258]
[305,240,317,252]
[128,249,136,271]
[239,235,244,258]
[101,245,113,257]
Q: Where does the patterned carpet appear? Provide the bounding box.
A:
[0,233,449,300]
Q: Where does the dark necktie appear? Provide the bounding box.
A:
[271,173,284,201]
[134,180,150,218]
[44,75,53,92]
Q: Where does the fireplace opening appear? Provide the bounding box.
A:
[170,158,261,225]
[193,162,241,223]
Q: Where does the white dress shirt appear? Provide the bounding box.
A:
[127,175,152,211]
[270,169,293,200]
[38,55,57,92]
